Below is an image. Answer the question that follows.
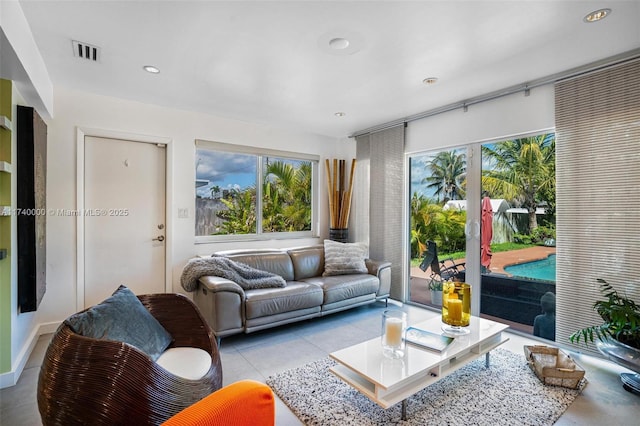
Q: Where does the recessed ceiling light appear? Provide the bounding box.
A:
[329,38,350,50]
[334,112,346,117]
[584,8,611,23]
[423,77,438,85]
[318,30,364,56]
[143,65,160,74]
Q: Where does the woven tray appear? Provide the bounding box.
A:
[524,345,586,389]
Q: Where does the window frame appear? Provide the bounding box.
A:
[195,139,319,243]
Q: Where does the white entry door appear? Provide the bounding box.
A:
[83,136,166,308]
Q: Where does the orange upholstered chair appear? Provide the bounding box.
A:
[162,380,275,426]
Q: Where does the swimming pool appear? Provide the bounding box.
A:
[504,254,556,282]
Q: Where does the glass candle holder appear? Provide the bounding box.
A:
[381,309,407,359]
[442,281,471,335]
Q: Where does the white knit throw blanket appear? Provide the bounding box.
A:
[180,256,286,292]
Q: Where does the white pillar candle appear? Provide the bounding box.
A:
[385,317,403,347]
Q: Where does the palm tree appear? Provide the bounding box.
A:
[211,160,312,234]
[482,134,555,231]
[262,160,312,232]
[410,193,432,257]
[423,151,466,202]
[210,185,221,199]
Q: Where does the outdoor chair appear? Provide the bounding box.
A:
[419,240,466,281]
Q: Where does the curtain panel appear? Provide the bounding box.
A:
[555,59,640,355]
[356,125,405,301]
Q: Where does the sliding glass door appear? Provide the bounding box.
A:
[480,133,556,338]
[408,131,556,340]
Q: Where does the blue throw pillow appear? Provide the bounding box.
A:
[65,285,173,361]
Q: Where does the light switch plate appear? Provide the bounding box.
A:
[178,208,188,219]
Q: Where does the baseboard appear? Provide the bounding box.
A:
[0,321,60,389]
[38,321,61,335]
[0,367,17,388]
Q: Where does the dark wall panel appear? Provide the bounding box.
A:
[17,105,47,312]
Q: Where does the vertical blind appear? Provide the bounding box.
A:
[555,59,640,355]
[353,134,370,248]
[356,125,405,301]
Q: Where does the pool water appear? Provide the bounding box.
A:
[504,254,556,282]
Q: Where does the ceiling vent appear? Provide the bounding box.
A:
[72,40,100,62]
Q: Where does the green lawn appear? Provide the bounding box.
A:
[410,242,536,266]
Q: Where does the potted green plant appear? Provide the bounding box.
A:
[570,279,640,394]
[429,277,443,307]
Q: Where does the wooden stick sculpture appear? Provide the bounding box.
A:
[325,158,356,229]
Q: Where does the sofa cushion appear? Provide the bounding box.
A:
[244,282,324,319]
[156,347,211,380]
[302,274,379,304]
[288,245,324,280]
[64,285,173,361]
[323,240,368,276]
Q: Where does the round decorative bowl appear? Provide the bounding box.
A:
[596,337,640,395]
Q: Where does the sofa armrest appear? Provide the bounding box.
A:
[161,380,275,426]
[199,276,246,297]
[194,277,246,339]
[365,259,391,276]
[366,259,392,299]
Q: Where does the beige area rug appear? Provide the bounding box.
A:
[266,348,586,425]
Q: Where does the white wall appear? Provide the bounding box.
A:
[0,0,53,118]
[406,84,555,153]
[38,86,351,326]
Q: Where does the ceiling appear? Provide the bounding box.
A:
[17,1,640,138]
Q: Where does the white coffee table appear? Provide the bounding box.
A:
[329,315,509,420]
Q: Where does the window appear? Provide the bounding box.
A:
[195,140,319,241]
[407,146,469,308]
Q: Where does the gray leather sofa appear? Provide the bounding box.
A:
[193,245,391,341]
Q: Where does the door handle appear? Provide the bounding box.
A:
[153,235,165,242]
[464,221,480,240]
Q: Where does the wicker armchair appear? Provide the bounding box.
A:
[37,293,223,426]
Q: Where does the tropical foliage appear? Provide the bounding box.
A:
[210,185,221,199]
[514,224,556,245]
[216,188,257,234]
[410,133,556,259]
[422,150,467,202]
[214,160,312,234]
[482,133,555,231]
[570,279,640,350]
[410,193,466,258]
[262,160,312,232]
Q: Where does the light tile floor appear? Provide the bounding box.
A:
[1,302,639,425]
